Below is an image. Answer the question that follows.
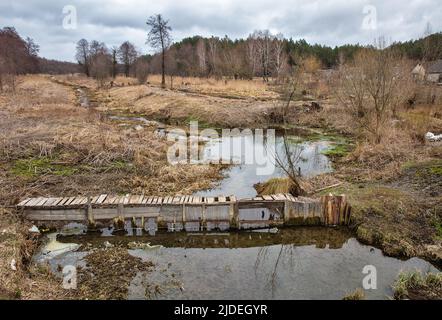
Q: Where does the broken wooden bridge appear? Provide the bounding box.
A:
[17,193,351,231]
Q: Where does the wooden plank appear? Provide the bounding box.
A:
[253,196,263,201]
[95,194,108,205]
[147,197,154,204]
[218,196,226,203]
[36,198,50,206]
[276,194,287,200]
[18,198,32,207]
[128,195,138,205]
[131,195,144,205]
[64,197,77,206]
[230,196,237,203]
[57,197,71,206]
[112,195,123,204]
[54,198,67,206]
[49,198,62,206]
[78,197,88,205]
[103,195,117,205]
[206,197,214,204]
[91,195,99,204]
[25,197,44,207]
[71,197,86,206]
[42,198,58,207]
[172,196,181,204]
[262,195,273,201]
[119,195,129,205]
[156,197,163,204]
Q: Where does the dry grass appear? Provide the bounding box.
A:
[102,82,276,128]
[393,271,442,300]
[342,288,365,300]
[148,74,279,100]
[0,209,68,299]
[0,75,224,205]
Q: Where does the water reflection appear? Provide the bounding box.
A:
[53,227,438,300]
[197,134,332,198]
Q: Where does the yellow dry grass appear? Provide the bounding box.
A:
[102,81,276,128]
[0,209,68,300]
[0,75,224,205]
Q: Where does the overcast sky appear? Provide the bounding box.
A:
[1,0,441,62]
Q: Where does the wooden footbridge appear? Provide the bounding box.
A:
[17,193,351,231]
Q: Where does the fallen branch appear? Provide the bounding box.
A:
[313,182,343,194]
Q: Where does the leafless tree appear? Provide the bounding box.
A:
[90,52,112,87]
[207,37,219,78]
[166,46,178,89]
[75,39,90,76]
[338,43,411,144]
[0,27,39,92]
[246,36,258,79]
[253,30,274,82]
[273,33,287,81]
[117,41,138,77]
[146,14,172,88]
[111,46,118,79]
[195,38,207,76]
[272,75,305,196]
[135,58,149,84]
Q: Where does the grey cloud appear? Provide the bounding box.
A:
[0,0,441,61]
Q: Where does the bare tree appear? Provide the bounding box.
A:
[111,46,118,79]
[146,14,172,88]
[253,30,274,82]
[195,38,207,76]
[207,37,219,78]
[75,39,90,76]
[0,27,39,92]
[166,46,178,89]
[90,52,112,87]
[246,35,258,79]
[338,44,410,144]
[135,58,149,84]
[272,33,287,81]
[117,41,138,77]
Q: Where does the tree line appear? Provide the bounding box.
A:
[73,15,442,86]
[0,27,39,91]
[2,17,441,91]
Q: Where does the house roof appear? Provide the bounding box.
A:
[427,59,442,74]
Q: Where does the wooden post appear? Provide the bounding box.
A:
[283,200,290,223]
[201,204,206,231]
[182,203,186,225]
[87,197,95,226]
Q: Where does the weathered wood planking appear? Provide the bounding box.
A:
[17,193,351,228]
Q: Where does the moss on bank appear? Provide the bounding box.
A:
[393,271,442,300]
[12,157,78,178]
